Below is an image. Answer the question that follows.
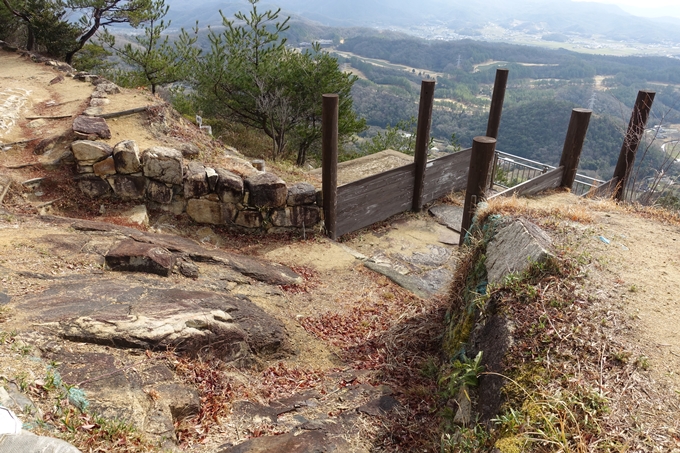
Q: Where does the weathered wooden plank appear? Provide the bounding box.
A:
[337,164,415,202]
[583,178,616,198]
[422,148,472,203]
[338,179,413,212]
[490,166,564,199]
[337,189,413,237]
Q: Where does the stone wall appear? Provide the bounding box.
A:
[71,119,322,232]
[0,42,322,233]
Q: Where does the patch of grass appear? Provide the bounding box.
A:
[439,351,484,399]
[479,194,594,225]
[635,355,650,371]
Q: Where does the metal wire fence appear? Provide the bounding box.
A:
[489,151,605,196]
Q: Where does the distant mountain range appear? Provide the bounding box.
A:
[163,0,680,44]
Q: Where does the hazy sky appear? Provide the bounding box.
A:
[573,0,680,18]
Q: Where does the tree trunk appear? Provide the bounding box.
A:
[65,11,102,65]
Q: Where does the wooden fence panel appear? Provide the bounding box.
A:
[422,148,473,204]
[336,164,415,237]
[489,166,564,199]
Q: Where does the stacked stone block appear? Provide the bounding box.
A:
[70,117,321,233]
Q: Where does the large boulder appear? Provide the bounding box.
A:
[245,172,287,208]
[184,162,210,199]
[113,140,142,174]
[215,168,243,203]
[234,210,262,229]
[146,180,174,204]
[485,218,554,285]
[271,206,321,228]
[142,147,183,185]
[108,175,147,199]
[186,199,236,225]
[77,176,111,198]
[71,140,112,164]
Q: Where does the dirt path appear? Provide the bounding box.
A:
[525,193,680,387]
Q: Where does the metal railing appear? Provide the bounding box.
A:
[489,151,605,196]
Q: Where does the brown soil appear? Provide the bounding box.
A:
[520,193,680,388]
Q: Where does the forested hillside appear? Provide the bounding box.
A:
[337,35,680,180]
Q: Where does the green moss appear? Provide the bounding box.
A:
[495,435,525,453]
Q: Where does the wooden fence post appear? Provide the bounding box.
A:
[486,68,508,189]
[460,136,497,245]
[612,90,655,201]
[322,94,339,240]
[413,80,436,212]
[486,68,509,139]
[559,108,592,189]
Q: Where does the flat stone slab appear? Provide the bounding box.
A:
[72,115,111,139]
[429,205,464,232]
[15,278,287,359]
[363,261,433,299]
[485,217,554,285]
[70,219,302,286]
[218,430,350,453]
[0,431,81,453]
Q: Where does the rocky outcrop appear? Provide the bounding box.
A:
[485,218,554,284]
[105,240,176,276]
[442,216,555,426]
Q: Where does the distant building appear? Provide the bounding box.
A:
[299,40,333,49]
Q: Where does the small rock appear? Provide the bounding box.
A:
[71,140,112,163]
[357,394,400,416]
[105,240,176,277]
[73,115,111,139]
[178,260,199,279]
[452,386,472,426]
[89,98,110,107]
[49,75,64,85]
[122,205,149,226]
[95,82,121,94]
[92,156,116,177]
[27,118,48,128]
[82,107,103,116]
